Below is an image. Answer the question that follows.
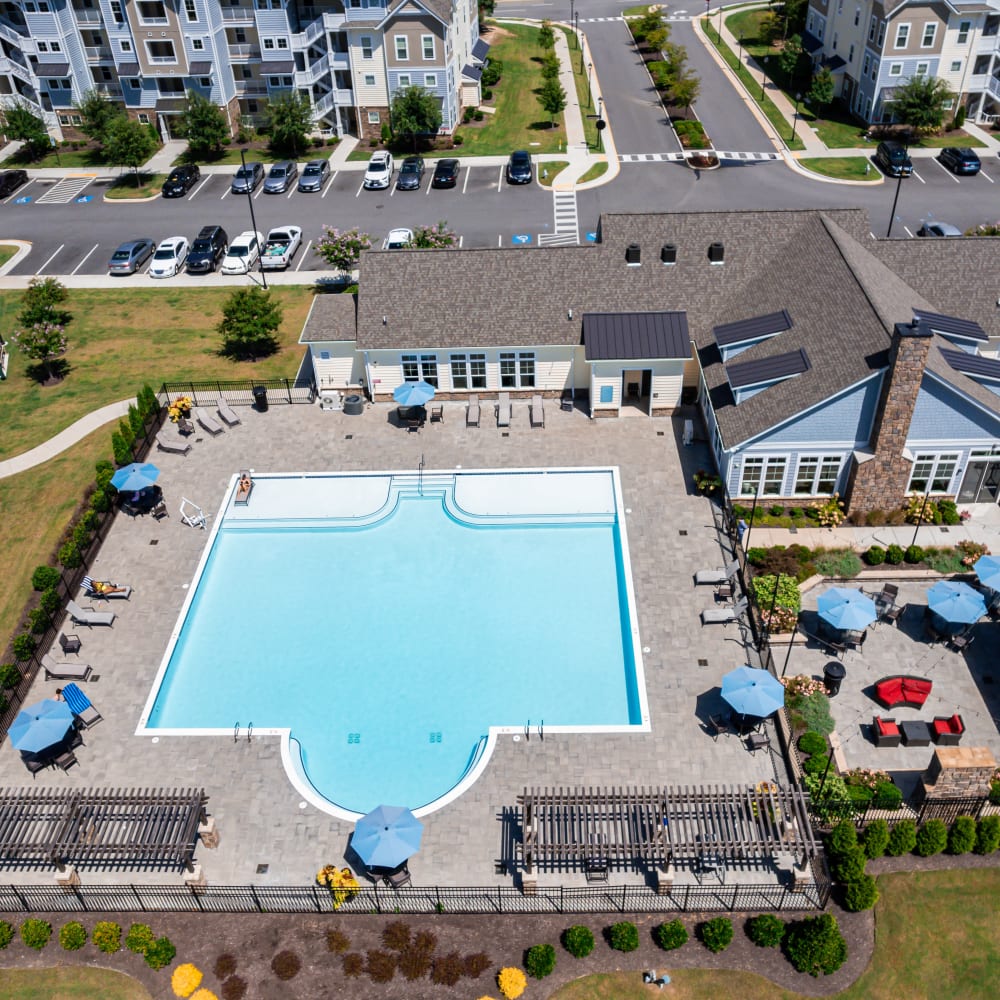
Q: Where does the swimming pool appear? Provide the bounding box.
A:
[138,468,648,819]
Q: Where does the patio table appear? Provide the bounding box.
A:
[901,720,932,747]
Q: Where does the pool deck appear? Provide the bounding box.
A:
[5,401,791,888]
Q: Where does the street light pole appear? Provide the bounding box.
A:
[738,34,744,66]
[587,61,592,111]
[597,96,604,152]
[760,56,768,100]
[717,0,723,40]
[239,147,267,290]
[885,170,906,239]
[790,92,801,144]
[569,0,575,47]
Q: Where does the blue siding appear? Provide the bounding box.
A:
[908,375,1000,443]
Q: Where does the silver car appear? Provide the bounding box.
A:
[264,160,298,194]
[230,161,264,194]
[107,238,155,275]
[298,159,330,192]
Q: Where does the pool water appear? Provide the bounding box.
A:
[142,471,646,817]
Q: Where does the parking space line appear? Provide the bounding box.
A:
[903,226,914,238]
[286,186,295,199]
[189,176,211,200]
[911,169,925,184]
[497,166,504,192]
[296,239,312,271]
[322,173,336,197]
[355,181,365,197]
[5,181,36,205]
[220,188,230,200]
[497,233,502,246]
[253,187,264,199]
[980,168,995,184]
[425,180,431,196]
[36,244,65,275]
[932,159,960,183]
[71,243,99,275]
[462,168,470,195]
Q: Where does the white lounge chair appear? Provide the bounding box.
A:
[530,395,545,428]
[700,597,748,626]
[694,559,740,586]
[496,392,511,428]
[217,400,242,426]
[194,407,224,436]
[66,600,115,628]
[180,497,208,529]
[466,395,480,427]
[156,431,191,455]
[42,654,92,681]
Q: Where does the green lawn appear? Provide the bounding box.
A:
[174,143,336,167]
[0,967,152,1000]
[579,161,610,183]
[2,147,111,169]
[0,244,19,268]
[538,160,569,186]
[104,172,167,199]
[799,156,881,181]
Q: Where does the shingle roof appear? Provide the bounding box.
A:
[461,64,482,81]
[925,336,1000,422]
[299,292,357,344]
[583,312,689,360]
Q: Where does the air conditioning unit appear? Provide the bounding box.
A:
[320,389,343,411]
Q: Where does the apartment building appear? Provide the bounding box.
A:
[804,0,1000,125]
[0,0,482,142]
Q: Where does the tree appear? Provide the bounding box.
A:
[10,322,68,382]
[390,85,442,150]
[635,8,668,45]
[264,92,313,156]
[645,21,670,53]
[538,20,555,49]
[807,67,835,113]
[671,73,701,117]
[778,34,804,84]
[540,50,561,81]
[176,90,230,159]
[18,276,70,328]
[892,74,953,135]
[103,117,157,185]
[217,286,283,360]
[411,221,457,248]
[537,78,566,127]
[74,88,125,147]
[314,227,372,273]
[2,100,50,158]
[477,0,494,24]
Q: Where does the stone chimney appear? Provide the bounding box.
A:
[918,746,996,802]
[845,319,933,516]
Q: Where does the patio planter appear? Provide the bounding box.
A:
[685,151,721,170]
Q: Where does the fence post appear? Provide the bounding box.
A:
[250,884,261,912]
[131,885,146,911]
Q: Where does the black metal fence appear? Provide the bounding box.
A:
[160,377,315,408]
[0,880,831,915]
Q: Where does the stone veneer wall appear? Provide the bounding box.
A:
[921,746,997,797]
[845,320,934,516]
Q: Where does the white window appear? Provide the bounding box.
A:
[398,73,410,86]
[199,76,211,86]
[895,23,910,48]
[46,78,59,88]
[499,352,535,388]
[60,79,71,88]
[870,58,878,80]
[868,15,877,41]
[277,37,288,48]
[145,39,177,63]
[888,61,902,75]
[915,61,929,75]
[138,113,150,124]
[363,73,375,86]
[854,5,860,26]
[263,38,275,49]
[921,22,936,47]
[270,0,280,7]
[23,1,36,10]
[424,73,436,87]
[49,40,60,51]
[37,41,48,52]
[808,12,814,32]
[957,20,971,44]
[360,35,372,59]
[126,77,140,88]
[950,60,962,72]
[136,0,168,23]
[191,38,203,51]
[421,34,434,59]
[184,0,197,21]
[449,353,486,389]
[794,456,842,495]
[121,39,132,52]
[109,0,123,19]
[833,32,838,51]
[367,110,380,123]
[877,21,886,45]
[38,0,49,8]
[401,354,438,386]
[909,453,959,493]
[740,457,787,497]
[395,35,408,60]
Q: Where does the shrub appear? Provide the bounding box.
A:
[39,586,61,618]
[221,977,248,1000]
[525,943,556,979]
[915,818,948,856]
[843,874,879,912]
[145,936,177,970]
[12,632,37,660]
[784,913,847,976]
[865,509,887,526]
[29,607,52,634]
[413,930,437,953]
[327,929,350,953]
[214,954,237,978]
[59,921,87,951]
[452,133,464,146]
[126,923,155,953]
[382,921,410,951]
[0,921,14,949]
[91,489,111,513]
[885,543,904,564]
[864,545,886,565]
[698,917,733,953]
[342,953,364,976]
[397,944,432,980]
[813,549,863,578]
[481,59,502,86]
[0,663,20,689]
[271,950,301,980]
[830,847,867,883]
[367,948,397,983]
[750,573,801,614]
[58,539,83,569]
[464,952,491,978]
[803,753,832,775]
[947,815,977,855]
[904,544,924,564]
[797,731,827,756]
[112,430,132,465]
[975,816,1000,854]
[862,819,889,859]
[871,782,903,810]
[827,819,858,855]
[747,914,784,947]
[32,565,60,590]
[794,692,835,736]
[609,921,639,952]
[938,499,961,524]
[20,919,52,950]
[171,963,203,997]
[498,966,527,999]
[92,921,121,953]
[886,819,917,856]
[563,924,594,957]
[654,919,688,951]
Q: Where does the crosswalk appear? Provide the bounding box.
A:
[619,151,782,162]
[36,175,95,204]
[539,190,580,246]
[578,13,691,22]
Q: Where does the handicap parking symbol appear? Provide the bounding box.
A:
[586,232,597,242]
[14,195,31,204]
[512,234,532,244]
[75,195,93,203]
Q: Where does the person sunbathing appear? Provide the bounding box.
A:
[239,475,252,493]
[93,581,127,595]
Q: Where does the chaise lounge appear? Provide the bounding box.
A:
[466,394,480,427]
[217,400,241,427]
[66,599,115,628]
[530,395,545,428]
[496,392,511,428]
[62,682,102,728]
[194,406,224,436]
[873,675,932,710]
[42,653,92,682]
[155,430,192,455]
[81,576,132,600]
[695,559,740,586]
[700,596,748,626]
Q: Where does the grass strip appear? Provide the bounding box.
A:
[0,965,153,1000]
[0,244,19,267]
[555,25,599,150]
[538,160,569,186]
[579,161,609,183]
[104,173,167,199]
[799,156,881,181]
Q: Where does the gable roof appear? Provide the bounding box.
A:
[583,312,689,360]
[299,292,357,344]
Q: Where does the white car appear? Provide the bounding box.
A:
[363,151,394,190]
[382,228,413,250]
[220,230,263,274]
[148,236,188,278]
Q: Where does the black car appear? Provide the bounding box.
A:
[938,146,981,175]
[506,150,533,184]
[231,161,264,193]
[431,158,460,188]
[186,224,229,273]
[0,169,28,198]
[874,140,913,178]
[396,156,425,191]
[161,164,200,198]
[297,159,330,192]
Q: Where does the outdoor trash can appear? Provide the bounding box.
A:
[252,386,268,412]
[823,661,847,697]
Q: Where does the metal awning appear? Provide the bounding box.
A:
[462,63,482,82]
[472,38,491,62]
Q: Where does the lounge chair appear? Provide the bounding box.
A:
[694,559,740,585]
[530,395,545,428]
[81,576,132,600]
[700,597,748,625]
[466,394,480,427]
[194,407,224,436]
[180,498,208,529]
[62,682,102,728]
[156,430,192,455]
[59,632,82,655]
[496,392,511,428]
[66,600,115,628]
[217,400,241,427]
[235,470,253,505]
[42,653,92,681]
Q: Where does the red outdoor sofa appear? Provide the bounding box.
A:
[874,675,932,710]
[932,714,965,745]
[873,716,901,747]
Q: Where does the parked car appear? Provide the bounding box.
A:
[874,140,913,177]
[107,237,155,275]
[149,236,189,278]
[186,225,229,274]
[937,146,981,175]
[363,151,394,189]
[264,160,298,193]
[396,156,425,191]
[382,227,413,250]
[917,221,962,238]
[432,158,461,188]
[161,163,200,198]
[298,159,330,192]
[506,150,533,185]
[260,225,303,269]
[220,230,263,273]
[0,169,28,198]
[230,161,264,193]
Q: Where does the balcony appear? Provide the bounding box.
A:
[85,46,113,61]
[990,74,1000,99]
[222,6,255,21]
[94,82,122,97]
[228,44,261,60]
[235,80,267,94]
[148,55,180,64]
[72,7,103,23]
[313,87,351,114]
[297,51,329,83]
[0,55,33,83]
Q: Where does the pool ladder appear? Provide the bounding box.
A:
[524,719,544,742]
[233,722,253,743]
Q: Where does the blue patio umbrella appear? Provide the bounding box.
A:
[110,462,161,493]
[392,381,436,408]
[973,554,1000,593]
[9,698,74,755]
[926,580,986,626]
[817,587,878,632]
[352,805,424,870]
[720,665,786,719]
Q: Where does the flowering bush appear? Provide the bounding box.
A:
[190,991,218,1000]
[843,768,890,791]
[498,966,527,999]
[412,221,458,249]
[172,963,203,997]
[957,539,990,567]
[812,493,845,527]
[782,674,827,698]
[315,227,372,272]
[903,493,937,524]
[168,396,193,423]
[316,865,360,909]
[960,509,972,521]
[92,921,121,953]
[10,321,68,381]
[760,605,798,633]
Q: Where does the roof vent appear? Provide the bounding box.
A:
[660,244,676,265]
[708,242,724,264]
[625,243,641,265]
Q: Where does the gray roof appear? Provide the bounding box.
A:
[461,64,482,81]
[583,312,689,361]
[472,38,491,61]
[38,62,69,76]
[298,292,357,344]
[260,59,295,72]
[726,348,810,390]
[714,309,791,348]
[940,347,1000,380]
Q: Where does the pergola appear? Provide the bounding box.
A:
[518,784,819,876]
[0,787,207,871]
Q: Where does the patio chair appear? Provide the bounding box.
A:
[54,750,78,772]
[81,576,132,600]
[584,845,609,883]
[66,600,115,628]
[155,430,192,455]
[217,400,241,427]
[430,404,444,424]
[948,631,974,654]
[694,559,740,585]
[59,632,82,656]
[707,713,731,741]
[62,682,102,729]
[881,603,905,627]
[872,715,901,748]
[700,597,748,626]
[924,619,946,646]
[150,499,168,520]
[715,581,733,602]
[746,732,771,755]
[846,630,867,655]
[382,865,411,890]
[194,406,224,436]
[42,653,92,682]
[466,394,480,427]
[560,390,574,412]
[496,392,511,428]
[530,395,545,428]
[23,756,50,777]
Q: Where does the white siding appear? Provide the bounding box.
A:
[311,343,357,389]
[350,30,387,103]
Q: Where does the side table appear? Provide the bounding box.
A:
[901,720,932,747]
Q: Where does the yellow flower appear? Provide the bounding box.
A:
[171,963,202,998]
[498,967,527,999]
[190,991,218,1000]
